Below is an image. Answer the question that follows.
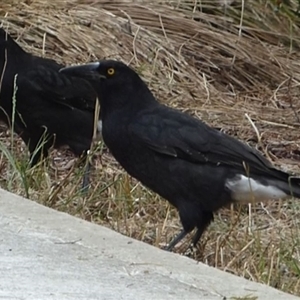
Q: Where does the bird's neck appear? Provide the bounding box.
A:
[100,84,158,118]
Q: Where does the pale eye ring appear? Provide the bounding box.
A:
[107,68,115,76]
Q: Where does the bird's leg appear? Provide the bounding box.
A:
[29,142,49,168]
[81,160,91,194]
[164,229,188,251]
[191,228,204,247]
[29,151,42,167]
[80,150,92,194]
[191,211,214,247]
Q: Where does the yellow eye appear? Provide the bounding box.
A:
[107,68,115,76]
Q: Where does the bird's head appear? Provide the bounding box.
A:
[59,60,157,114]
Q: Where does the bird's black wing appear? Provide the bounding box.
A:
[129,105,278,176]
[16,65,97,112]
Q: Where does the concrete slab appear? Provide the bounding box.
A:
[0,188,299,300]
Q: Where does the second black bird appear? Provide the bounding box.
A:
[61,60,300,250]
[0,28,99,189]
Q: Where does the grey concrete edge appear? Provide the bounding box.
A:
[0,188,299,300]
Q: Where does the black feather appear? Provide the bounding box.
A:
[0,28,99,191]
[60,59,300,250]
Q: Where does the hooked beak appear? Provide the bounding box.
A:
[59,62,106,80]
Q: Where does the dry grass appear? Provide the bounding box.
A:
[1,0,300,296]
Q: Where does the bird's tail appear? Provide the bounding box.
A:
[228,170,300,203]
[269,176,300,199]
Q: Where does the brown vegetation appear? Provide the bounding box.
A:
[1,0,300,296]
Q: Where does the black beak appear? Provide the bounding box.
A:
[59,62,106,80]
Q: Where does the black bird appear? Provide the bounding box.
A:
[0,28,99,190]
[60,60,300,250]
